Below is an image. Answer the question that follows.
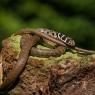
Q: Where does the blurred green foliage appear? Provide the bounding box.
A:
[0,0,95,49]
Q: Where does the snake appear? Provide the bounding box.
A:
[0,28,95,92]
[15,28,95,54]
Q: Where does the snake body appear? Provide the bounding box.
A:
[15,28,75,47]
[30,46,65,57]
[0,28,95,92]
[15,28,95,54]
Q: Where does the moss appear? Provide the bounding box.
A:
[9,35,21,52]
[8,35,94,69]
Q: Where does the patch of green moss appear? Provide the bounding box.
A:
[9,35,21,52]
[78,55,91,68]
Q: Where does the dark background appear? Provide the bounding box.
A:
[0,0,95,50]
